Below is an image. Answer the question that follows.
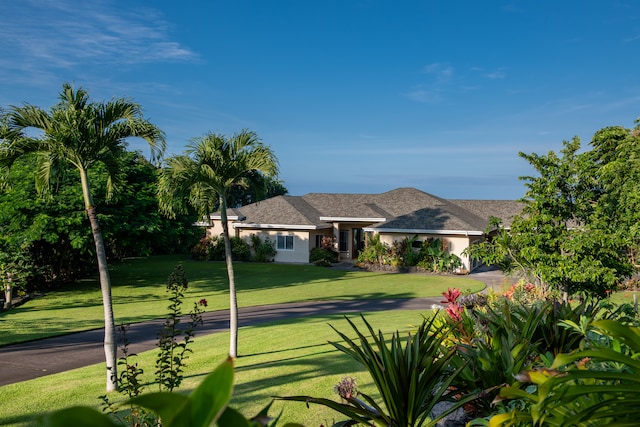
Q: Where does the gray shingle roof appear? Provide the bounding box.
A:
[214,187,523,234]
[449,199,524,228]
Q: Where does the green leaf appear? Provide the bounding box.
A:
[40,406,121,427]
[217,406,251,427]
[128,392,189,425]
[592,320,640,353]
[129,357,234,427]
[188,356,235,426]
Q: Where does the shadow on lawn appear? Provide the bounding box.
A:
[232,351,364,412]
[0,412,43,427]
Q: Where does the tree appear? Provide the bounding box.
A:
[588,121,640,270]
[158,130,278,358]
[225,173,287,208]
[467,134,632,298]
[0,83,165,391]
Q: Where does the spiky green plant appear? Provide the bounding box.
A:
[279,314,477,426]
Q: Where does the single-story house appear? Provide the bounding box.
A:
[207,187,522,272]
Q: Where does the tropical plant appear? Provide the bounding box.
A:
[279,314,477,426]
[489,319,640,426]
[447,299,547,414]
[418,238,462,273]
[357,233,389,265]
[1,83,165,391]
[158,130,278,358]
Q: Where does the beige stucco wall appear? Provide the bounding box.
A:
[206,219,479,270]
[237,229,311,263]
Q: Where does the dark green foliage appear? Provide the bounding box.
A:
[0,154,92,288]
[0,240,36,309]
[309,247,338,266]
[443,287,639,423]
[96,152,201,258]
[466,120,640,297]
[226,174,288,209]
[0,152,200,292]
[192,235,275,263]
[250,234,276,262]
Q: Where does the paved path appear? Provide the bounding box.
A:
[0,268,506,387]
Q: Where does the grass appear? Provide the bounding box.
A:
[0,255,483,426]
[0,254,484,346]
[0,309,431,427]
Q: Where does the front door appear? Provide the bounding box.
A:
[352,228,364,259]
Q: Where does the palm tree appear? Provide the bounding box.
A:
[0,83,165,391]
[157,130,278,357]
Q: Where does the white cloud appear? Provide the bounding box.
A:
[485,69,506,79]
[404,87,442,103]
[422,62,454,83]
[0,0,198,76]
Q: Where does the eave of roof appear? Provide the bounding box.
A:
[362,227,484,236]
[319,216,386,222]
[233,223,331,230]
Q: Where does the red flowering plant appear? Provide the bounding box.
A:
[442,288,463,321]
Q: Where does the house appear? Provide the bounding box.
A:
[207,187,522,272]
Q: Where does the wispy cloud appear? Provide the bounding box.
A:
[403,63,454,103]
[422,62,454,84]
[404,86,442,103]
[485,69,506,79]
[0,0,198,83]
[472,66,507,79]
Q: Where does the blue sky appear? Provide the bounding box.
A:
[1,1,639,199]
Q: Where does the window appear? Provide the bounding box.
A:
[315,234,323,248]
[339,230,349,252]
[277,235,294,251]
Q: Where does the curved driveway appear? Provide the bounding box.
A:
[0,267,504,387]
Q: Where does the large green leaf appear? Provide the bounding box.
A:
[40,406,121,427]
[129,357,234,427]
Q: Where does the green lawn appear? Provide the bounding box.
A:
[0,254,484,346]
[1,310,433,427]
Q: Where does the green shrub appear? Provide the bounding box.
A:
[357,233,389,265]
[207,236,225,261]
[309,247,338,266]
[417,238,462,273]
[190,236,210,261]
[249,234,276,262]
[230,236,251,261]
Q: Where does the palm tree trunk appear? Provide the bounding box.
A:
[219,196,238,358]
[81,170,118,391]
